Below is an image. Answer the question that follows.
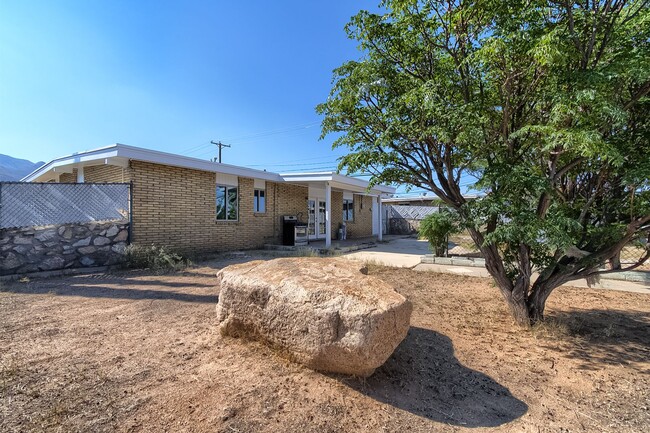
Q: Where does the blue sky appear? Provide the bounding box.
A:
[0,1,386,174]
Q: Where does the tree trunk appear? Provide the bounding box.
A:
[526,296,545,325]
[527,279,557,325]
[468,228,561,326]
[505,293,532,326]
[500,287,546,327]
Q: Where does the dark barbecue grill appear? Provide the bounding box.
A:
[282,215,308,246]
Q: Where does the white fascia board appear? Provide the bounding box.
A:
[22,147,122,181]
[112,144,284,182]
[280,172,334,183]
[281,171,395,195]
[330,173,395,194]
[23,143,285,183]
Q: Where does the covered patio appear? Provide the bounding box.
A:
[280,172,395,248]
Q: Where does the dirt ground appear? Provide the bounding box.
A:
[1,254,649,433]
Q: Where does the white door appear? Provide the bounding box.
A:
[308,198,327,240]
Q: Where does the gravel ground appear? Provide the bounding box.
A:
[1,254,648,432]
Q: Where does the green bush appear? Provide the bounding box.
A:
[123,244,191,272]
[419,211,460,256]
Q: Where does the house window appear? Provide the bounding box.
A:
[254,189,265,213]
[216,185,238,221]
[343,198,354,222]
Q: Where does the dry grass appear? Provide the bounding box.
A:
[1,256,649,432]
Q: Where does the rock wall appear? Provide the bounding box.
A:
[0,220,129,275]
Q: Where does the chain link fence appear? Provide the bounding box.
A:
[387,205,440,234]
[615,240,650,271]
[0,182,130,229]
[447,231,483,257]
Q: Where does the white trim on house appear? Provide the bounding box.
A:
[21,144,397,247]
[382,194,479,204]
[21,143,285,183]
[280,172,395,248]
[22,144,397,197]
[280,172,395,195]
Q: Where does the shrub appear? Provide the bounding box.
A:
[419,211,460,256]
[123,244,191,272]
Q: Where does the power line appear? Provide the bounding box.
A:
[188,128,318,159]
[251,160,339,168]
[219,121,320,143]
[246,155,340,167]
[181,140,213,154]
[180,120,321,157]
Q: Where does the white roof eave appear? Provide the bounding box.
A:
[22,143,285,182]
[280,172,395,195]
[21,144,396,195]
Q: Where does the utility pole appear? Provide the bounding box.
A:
[211,140,231,163]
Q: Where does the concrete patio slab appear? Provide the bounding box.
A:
[340,236,650,295]
[342,236,430,268]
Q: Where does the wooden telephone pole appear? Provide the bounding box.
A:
[211,140,231,163]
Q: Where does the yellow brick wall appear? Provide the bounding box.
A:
[84,165,130,183]
[128,161,307,253]
[59,170,77,183]
[274,183,310,229]
[345,194,374,238]
[54,160,376,247]
[57,166,130,183]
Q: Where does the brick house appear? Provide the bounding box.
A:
[22,144,394,253]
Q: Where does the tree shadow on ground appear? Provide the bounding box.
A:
[340,327,528,427]
[0,280,218,304]
[92,277,215,289]
[543,309,650,372]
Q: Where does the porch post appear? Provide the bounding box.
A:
[76,166,85,183]
[325,182,332,248]
[377,195,383,241]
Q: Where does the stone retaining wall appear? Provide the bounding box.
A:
[0,220,129,275]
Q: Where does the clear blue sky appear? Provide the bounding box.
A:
[0,0,386,176]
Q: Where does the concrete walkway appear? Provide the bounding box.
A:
[343,236,430,268]
[342,236,650,295]
[413,263,650,294]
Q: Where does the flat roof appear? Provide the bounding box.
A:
[280,172,395,195]
[21,143,395,195]
[383,194,480,202]
[22,143,285,183]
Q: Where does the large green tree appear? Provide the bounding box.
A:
[318,0,650,326]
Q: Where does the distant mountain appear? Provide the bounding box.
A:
[0,154,45,181]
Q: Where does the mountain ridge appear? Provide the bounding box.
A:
[0,154,45,181]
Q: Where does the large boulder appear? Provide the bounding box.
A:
[216,257,412,377]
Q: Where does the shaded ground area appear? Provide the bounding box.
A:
[1,255,648,432]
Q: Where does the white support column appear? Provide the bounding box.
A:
[76,166,85,183]
[377,195,383,241]
[325,182,332,248]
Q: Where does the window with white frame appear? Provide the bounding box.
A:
[254,189,265,213]
[343,198,354,222]
[216,185,238,221]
